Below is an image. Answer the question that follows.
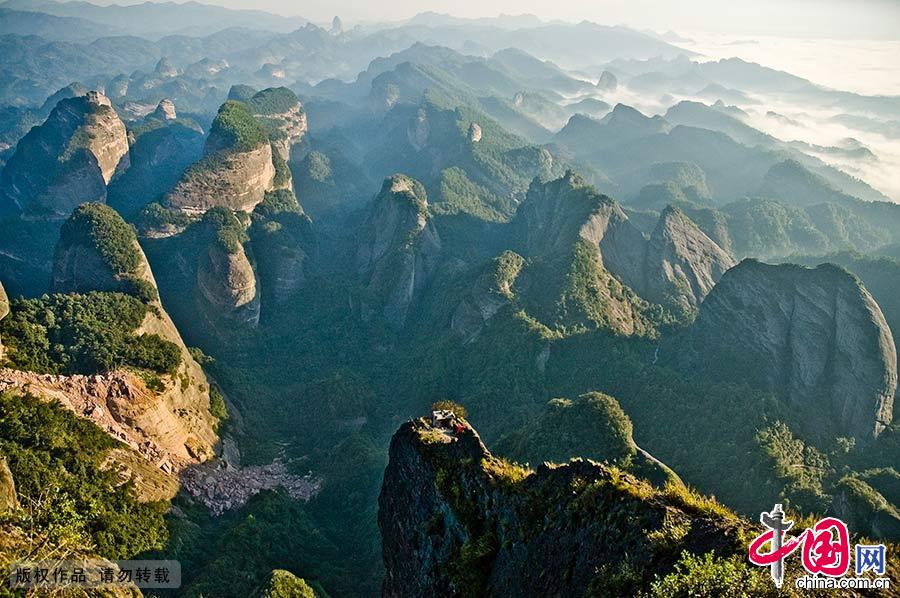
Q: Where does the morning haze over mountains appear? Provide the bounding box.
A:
[0,0,898,595]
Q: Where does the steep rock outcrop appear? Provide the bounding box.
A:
[597,70,618,91]
[0,456,17,512]
[250,193,316,306]
[636,206,735,311]
[42,204,219,467]
[166,100,275,215]
[51,203,151,297]
[155,57,179,78]
[197,241,261,328]
[153,98,177,121]
[380,418,749,597]
[671,260,896,439]
[451,251,524,344]
[356,175,441,329]
[1,91,128,218]
[513,173,731,328]
[516,171,645,267]
[106,113,205,218]
[0,281,7,361]
[495,392,680,488]
[167,144,275,215]
[243,87,307,163]
[407,108,429,151]
[0,368,215,472]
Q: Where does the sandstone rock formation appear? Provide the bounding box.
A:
[106,111,205,218]
[51,203,150,296]
[380,418,749,597]
[153,98,177,121]
[514,172,730,326]
[597,70,618,91]
[467,122,482,143]
[166,100,276,215]
[197,241,261,328]
[244,87,307,163]
[634,206,735,312]
[0,456,17,512]
[250,202,315,306]
[671,260,896,439]
[451,251,524,344]
[407,109,429,151]
[106,74,129,99]
[0,368,216,473]
[41,205,220,470]
[167,144,275,215]
[155,56,179,78]
[1,91,129,218]
[356,175,441,329]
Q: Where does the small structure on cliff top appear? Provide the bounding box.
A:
[431,410,455,428]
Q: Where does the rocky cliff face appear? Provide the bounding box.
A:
[1,91,128,218]
[451,251,524,344]
[167,143,276,215]
[636,206,735,312]
[153,98,177,121]
[165,100,276,215]
[380,419,749,597]
[246,89,307,163]
[356,175,442,329]
[671,260,896,439]
[0,456,17,512]
[197,241,261,328]
[0,367,216,473]
[514,173,731,326]
[51,203,148,296]
[106,111,205,218]
[0,281,7,361]
[43,205,219,470]
[250,198,315,307]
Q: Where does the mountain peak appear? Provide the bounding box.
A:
[380,417,749,596]
[1,91,129,219]
[672,259,896,439]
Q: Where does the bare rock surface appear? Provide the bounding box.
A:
[672,259,896,438]
[356,175,442,329]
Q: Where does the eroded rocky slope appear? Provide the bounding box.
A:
[3,204,219,474]
[166,100,276,215]
[512,172,732,328]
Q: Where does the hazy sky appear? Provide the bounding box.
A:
[132,0,900,39]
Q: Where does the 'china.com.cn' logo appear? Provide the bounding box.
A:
[748,504,889,590]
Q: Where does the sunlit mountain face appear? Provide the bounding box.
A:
[0,1,897,596]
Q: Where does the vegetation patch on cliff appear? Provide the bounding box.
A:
[0,391,169,559]
[59,203,157,301]
[208,100,269,153]
[0,292,180,375]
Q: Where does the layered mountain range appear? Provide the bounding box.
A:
[0,12,898,595]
